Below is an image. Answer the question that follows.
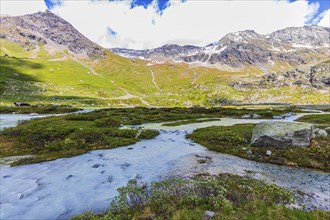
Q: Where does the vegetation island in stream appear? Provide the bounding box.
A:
[188,113,330,172]
[1,106,329,167]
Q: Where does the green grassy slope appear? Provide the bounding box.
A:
[1,38,329,107]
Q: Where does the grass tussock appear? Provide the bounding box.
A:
[71,174,329,220]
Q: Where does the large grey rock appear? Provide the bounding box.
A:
[251,121,313,148]
[314,128,328,138]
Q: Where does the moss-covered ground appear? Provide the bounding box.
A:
[0,106,312,165]
[0,105,80,114]
[188,117,330,172]
[296,114,330,125]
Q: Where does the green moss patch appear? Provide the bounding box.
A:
[188,124,330,172]
[163,118,221,126]
[0,109,164,165]
[0,105,80,114]
[296,114,330,125]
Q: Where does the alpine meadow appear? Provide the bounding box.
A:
[0,1,330,219]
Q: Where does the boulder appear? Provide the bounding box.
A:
[251,121,313,148]
[272,112,296,120]
[14,102,31,107]
[241,113,261,119]
[282,112,296,118]
[242,114,251,119]
[204,211,215,218]
[314,128,328,138]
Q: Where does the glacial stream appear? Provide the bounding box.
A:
[0,114,329,219]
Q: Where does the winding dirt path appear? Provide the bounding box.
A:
[148,68,161,91]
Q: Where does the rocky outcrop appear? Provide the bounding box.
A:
[260,60,330,89]
[0,10,105,58]
[251,121,313,148]
[231,60,330,90]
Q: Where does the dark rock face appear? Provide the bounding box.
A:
[0,10,105,58]
[260,60,330,89]
[251,122,313,148]
[230,60,330,90]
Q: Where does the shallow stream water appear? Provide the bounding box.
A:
[0,113,329,219]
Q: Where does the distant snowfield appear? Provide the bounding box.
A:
[0,115,329,219]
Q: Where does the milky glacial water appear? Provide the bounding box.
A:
[0,110,92,131]
[0,113,329,219]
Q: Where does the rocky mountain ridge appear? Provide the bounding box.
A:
[111,26,330,70]
[112,44,203,63]
[0,10,106,59]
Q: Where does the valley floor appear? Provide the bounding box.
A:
[0,106,329,219]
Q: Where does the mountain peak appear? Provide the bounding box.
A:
[0,10,106,59]
[218,29,261,46]
[111,25,329,69]
[268,25,330,47]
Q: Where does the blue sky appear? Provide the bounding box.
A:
[44,0,329,21]
[294,0,329,22]
[1,0,329,49]
[136,0,330,19]
[44,0,173,14]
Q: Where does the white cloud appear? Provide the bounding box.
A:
[318,9,330,27]
[0,0,46,16]
[2,0,323,49]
